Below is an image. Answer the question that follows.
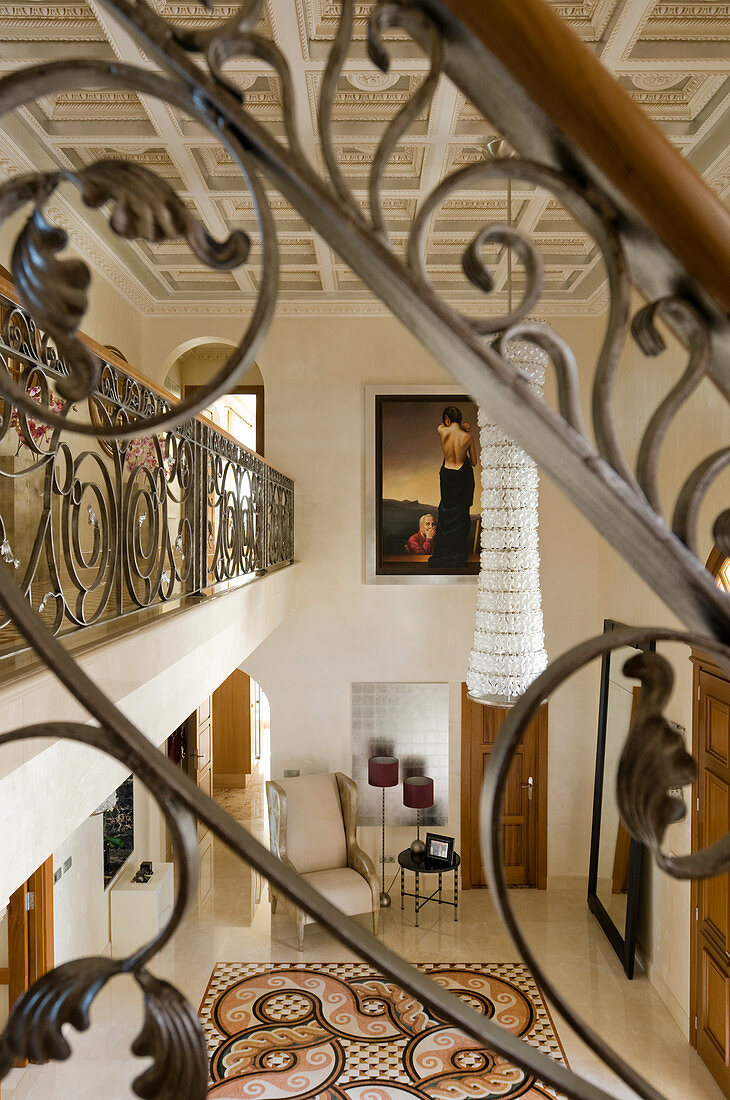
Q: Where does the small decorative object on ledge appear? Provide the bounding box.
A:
[368,755,399,907]
[403,775,434,859]
[133,861,154,884]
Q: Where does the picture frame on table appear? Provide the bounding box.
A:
[365,386,481,585]
[425,833,454,864]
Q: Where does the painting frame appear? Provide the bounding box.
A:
[425,833,455,865]
[365,386,480,585]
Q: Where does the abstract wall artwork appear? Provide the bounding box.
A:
[352,682,449,827]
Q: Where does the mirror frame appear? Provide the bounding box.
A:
[587,619,654,979]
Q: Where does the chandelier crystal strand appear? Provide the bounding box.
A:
[467,337,549,703]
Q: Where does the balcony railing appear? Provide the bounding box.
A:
[0,285,294,663]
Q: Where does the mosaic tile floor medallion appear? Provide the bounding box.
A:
[199,963,568,1098]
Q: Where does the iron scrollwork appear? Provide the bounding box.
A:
[0,0,730,1099]
[0,289,294,656]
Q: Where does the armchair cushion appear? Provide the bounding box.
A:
[280,773,347,874]
[299,868,374,926]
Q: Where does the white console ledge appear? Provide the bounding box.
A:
[110,861,174,957]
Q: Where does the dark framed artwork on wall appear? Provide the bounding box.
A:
[367,388,481,582]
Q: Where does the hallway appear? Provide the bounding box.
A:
[2,775,722,1100]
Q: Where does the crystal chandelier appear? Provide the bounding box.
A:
[467,338,548,703]
[467,144,548,704]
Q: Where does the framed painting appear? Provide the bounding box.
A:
[365,386,481,583]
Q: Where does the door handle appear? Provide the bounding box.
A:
[521,777,534,801]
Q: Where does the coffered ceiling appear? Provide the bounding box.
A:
[0,0,728,316]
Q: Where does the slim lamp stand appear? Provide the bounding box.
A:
[380,787,390,908]
[368,755,399,909]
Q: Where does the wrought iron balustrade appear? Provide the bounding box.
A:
[0,287,294,660]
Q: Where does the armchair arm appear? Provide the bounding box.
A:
[350,846,379,894]
[335,772,360,860]
[335,772,379,897]
[265,780,297,873]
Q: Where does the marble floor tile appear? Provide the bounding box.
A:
[3,777,722,1100]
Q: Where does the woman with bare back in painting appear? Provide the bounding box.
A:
[428,406,477,569]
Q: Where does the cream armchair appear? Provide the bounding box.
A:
[266,772,379,950]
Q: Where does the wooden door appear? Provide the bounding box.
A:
[4,859,54,1067]
[461,685,547,889]
[691,655,730,1093]
[190,696,213,841]
[212,669,252,788]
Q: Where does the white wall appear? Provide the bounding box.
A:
[53,815,109,965]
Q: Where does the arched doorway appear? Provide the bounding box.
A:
[162,339,265,455]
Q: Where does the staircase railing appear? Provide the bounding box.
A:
[0,280,294,665]
[0,1,728,1099]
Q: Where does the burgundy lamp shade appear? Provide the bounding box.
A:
[368,756,399,787]
[403,775,434,809]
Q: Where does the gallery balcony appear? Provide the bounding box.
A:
[0,282,295,681]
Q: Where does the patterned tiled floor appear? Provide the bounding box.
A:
[200,962,568,1098]
[2,771,723,1100]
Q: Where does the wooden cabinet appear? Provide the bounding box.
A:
[461,686,547,889]
[212,669,252,788]
[691,651,730,1095]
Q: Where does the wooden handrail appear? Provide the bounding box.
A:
[441,0,730,316]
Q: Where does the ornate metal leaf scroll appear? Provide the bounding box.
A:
[132,972,208,1100]
[617,650,698,858]
[0,958,122,1073]
[1,161,246,404]
[1,0,730,1099]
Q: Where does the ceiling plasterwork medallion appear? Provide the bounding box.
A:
[345,71,402,92]
[631,71,683,89]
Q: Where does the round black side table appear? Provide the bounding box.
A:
[398,848,460,927]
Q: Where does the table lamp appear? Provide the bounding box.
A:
[403,775,434,859]
[368,755,399,907]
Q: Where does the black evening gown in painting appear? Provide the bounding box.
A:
[428,461,475,568]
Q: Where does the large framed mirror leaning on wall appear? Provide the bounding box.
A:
[588,620,654,979]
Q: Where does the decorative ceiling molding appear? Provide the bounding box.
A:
[345,71,402,91]
[0,0,726,317]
